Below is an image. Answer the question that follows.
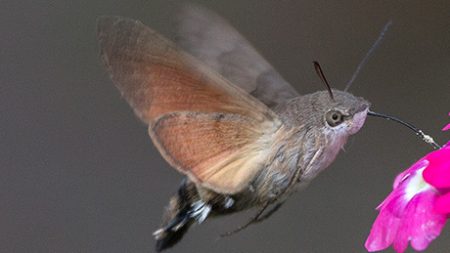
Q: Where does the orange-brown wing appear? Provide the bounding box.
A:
[150,112,278,194]
[97,16,282,194]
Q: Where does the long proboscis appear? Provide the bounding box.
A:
[368,111,441,149]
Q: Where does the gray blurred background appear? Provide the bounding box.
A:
[1,0,449,252]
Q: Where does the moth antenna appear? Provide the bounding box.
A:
[368,111,441,149]
[344,20,393,91]
[313,61,334,100]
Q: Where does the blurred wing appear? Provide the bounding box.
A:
[97,16,281,194]
[176,4,299,108]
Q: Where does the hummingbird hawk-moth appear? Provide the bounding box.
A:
[97,5,372,252]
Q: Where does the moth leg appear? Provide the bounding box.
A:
[253,202,284,224]
[220,201,271,237]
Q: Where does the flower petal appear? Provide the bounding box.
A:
[410,191,447,250]
[365,207,401,252]
[396,191,447,252]
[423,147,450,189]
[443,113,450,131]
[393,159,428,189]
[443,124,450,131]
[435,192,450,214]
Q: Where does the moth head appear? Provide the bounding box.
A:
[311,61,370,137]
[313,89,370,136]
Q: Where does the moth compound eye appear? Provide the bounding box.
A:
[325,110,345,127]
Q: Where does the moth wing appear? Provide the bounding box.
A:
[176,4,299,108]
[150,112,278,194]
[97,16,281,194]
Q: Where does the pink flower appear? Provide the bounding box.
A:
[423,143,450,214]
[442,113,450,131]
[365,116,450,253]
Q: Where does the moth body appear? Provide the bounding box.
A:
[151,90,369,251]
[97,5,369,252]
